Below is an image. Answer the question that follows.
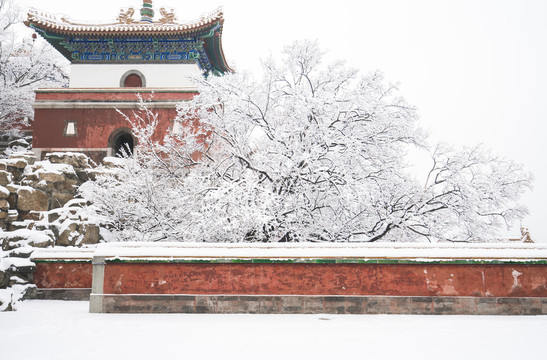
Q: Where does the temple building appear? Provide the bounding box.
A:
[25,0,230,163]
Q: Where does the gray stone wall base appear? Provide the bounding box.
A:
[30,288,91,301]
[90,294,547,315]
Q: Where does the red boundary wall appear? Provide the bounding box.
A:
[101,262,547,298]
[34,262,93,289]
[31,243,547,313]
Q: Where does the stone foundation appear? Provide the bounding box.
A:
[90,294,547,315]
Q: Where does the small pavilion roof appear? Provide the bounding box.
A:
[25,7,225,37]
[25,6,232,74]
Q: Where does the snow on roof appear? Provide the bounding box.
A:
[25,7,224,35]
[90,242,547,263]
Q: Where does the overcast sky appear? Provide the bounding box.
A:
[19,0,547,242]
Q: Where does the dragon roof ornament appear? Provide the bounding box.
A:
[25,6,224,34]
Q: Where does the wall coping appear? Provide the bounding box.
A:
[30,242,547,264]
[89,242,547,265]
[35,87,199,93]
[32,246,95,262]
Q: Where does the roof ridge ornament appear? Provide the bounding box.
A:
[117,7,136,24]
[159,7,176,24]
[140,0,154,23]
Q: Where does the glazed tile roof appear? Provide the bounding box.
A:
[25,6,231,74]
[25,7,225,36]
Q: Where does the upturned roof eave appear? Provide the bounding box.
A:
[25,21,223,38]
[25,7,224,38]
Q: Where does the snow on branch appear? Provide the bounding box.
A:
[80,40,533,243]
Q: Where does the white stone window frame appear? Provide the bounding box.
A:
[172,119,184,136]
[120,69,146,87]
[63,119,78,137]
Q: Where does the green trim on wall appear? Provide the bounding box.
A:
[35,89,198,94]
[101,258,547,265]
[33,259,92,264]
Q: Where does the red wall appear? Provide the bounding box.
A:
[33,107,178,149]
[101,263,547,297]
[33,90,197,150]
[35,91,196,102]
[34,262,93,289]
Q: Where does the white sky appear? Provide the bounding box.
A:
[19,0,547,242]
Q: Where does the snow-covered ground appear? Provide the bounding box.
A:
[1,300,545,359]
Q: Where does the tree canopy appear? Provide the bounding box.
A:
[81,40,532,243]
[0,0,68,139]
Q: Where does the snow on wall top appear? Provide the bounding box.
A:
[83,242,547,263]
[32,246,97,261]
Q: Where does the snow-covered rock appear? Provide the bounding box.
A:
[0,170,13,186]
[46,152,91,169]
[16,186,48,212]
[0,229,55,250]
[0,247,36,311]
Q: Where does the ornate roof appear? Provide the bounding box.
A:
[25,3,231,74]
[25,7,224,36]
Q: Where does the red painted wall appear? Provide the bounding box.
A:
[35,91,196,102]
[32,90,198,151]
[101,263,547,297]
[34,262,93,289]
[33,107,177,149]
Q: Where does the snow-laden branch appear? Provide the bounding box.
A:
[81,40,533,243]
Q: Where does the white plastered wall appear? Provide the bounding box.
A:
[70,63,202,88]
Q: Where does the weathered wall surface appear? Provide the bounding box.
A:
[34,262,92,289]
[31,242,547,314]
[32,89,198,163]
[100,263,547,298]
[33,107,178,150]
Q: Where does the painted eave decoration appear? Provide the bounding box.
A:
[24,2,231,75]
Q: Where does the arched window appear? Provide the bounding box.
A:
[124,73,142,87]
[114,132,134,156]
[120,70,146,88]
[108,128,135,157]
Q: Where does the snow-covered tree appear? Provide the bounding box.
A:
[0,0,69,139]
[81,40,532,243]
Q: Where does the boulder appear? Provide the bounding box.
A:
[0,171,13,186]
[0,186,9,199]
[5,184,18,194]
[51,192,74,208]
[16,187,48,212]
[56,221,79,246]
[82,223,100,245]
[46,152,91,169]
[57,221,100,246]
[0,199,8,209]
[9,152,36,166]
[37,170,65,183]
[0,229,54,250]
[4,158,28,169]
[0,268,7,288]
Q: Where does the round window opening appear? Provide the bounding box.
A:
[120,70,146,87]
[124,73,143,87]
